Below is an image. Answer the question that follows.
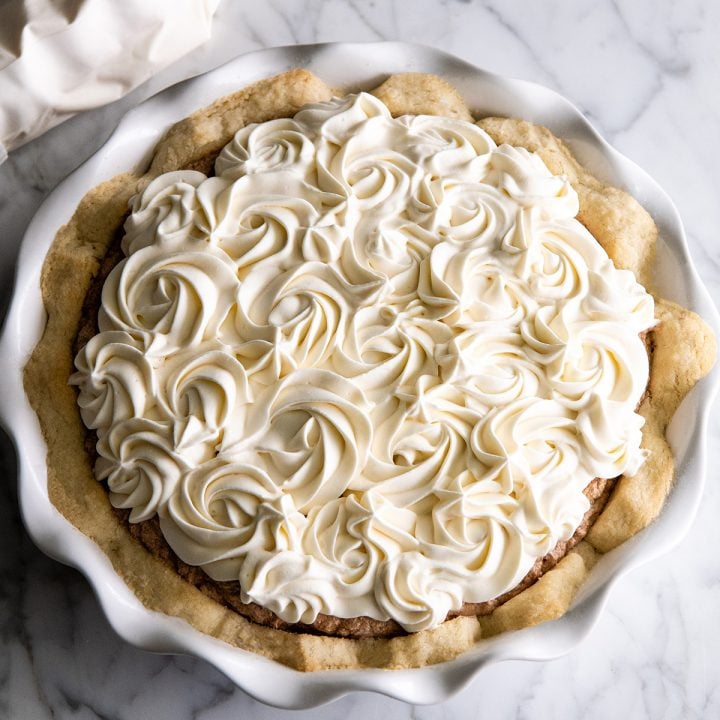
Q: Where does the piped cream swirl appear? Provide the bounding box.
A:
[73,91,655,632]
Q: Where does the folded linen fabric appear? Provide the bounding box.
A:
[0,0,221,164]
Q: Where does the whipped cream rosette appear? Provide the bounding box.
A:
[71,91,655,632]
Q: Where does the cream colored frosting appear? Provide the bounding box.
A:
[71,92,655,632]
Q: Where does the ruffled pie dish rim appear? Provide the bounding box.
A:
[1,42,718,708]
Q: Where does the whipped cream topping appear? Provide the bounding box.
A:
[72,92,655,632]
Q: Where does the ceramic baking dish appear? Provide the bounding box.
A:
[1,42,718,708]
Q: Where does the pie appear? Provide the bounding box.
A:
[25,69,716,670]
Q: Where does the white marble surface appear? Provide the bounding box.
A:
[1,1,719,718]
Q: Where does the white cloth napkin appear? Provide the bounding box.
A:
[0,0,222,164]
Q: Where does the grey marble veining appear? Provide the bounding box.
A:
[1,1,720,718]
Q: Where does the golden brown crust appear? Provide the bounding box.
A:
[478,540,599,638]
[372,73,473,121]
[24,69,716,670]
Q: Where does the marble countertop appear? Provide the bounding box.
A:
[2,1,719,718]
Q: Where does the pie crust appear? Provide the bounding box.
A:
[25,69,716,670]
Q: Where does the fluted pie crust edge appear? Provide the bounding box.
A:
[25,69,716,670]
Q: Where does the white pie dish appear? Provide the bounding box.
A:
[0,41,718,708]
